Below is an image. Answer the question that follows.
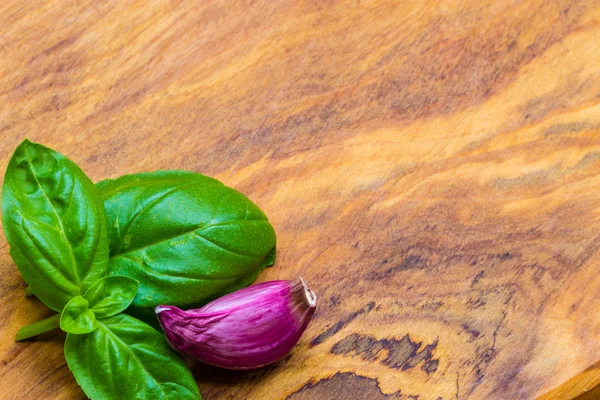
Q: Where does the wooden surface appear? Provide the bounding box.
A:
[538,360,600,400]
[1,1,600,399]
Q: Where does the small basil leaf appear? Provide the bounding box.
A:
[84,276,138,319]
[60,296,98,334]
[1,140,109,311]
[97,170,276,310]
[65,314,202,400]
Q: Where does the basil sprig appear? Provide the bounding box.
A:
[2,141,201,400]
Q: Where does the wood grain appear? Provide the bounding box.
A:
[2,1,600,399]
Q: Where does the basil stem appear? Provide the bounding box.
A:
[15,314,60,341]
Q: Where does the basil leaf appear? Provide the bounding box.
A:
[84,276,138,318]
[1,140,109,311]
[65,314,201,400]
[60,296,97,334]
[97,170,276,309]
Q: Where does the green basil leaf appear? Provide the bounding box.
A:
[84,276,138,318]
[60,296,97,334]
[65,314,201,400]
[96,170,276,310]
[1,140,109,311]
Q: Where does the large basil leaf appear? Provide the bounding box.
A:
[96,171,276,309]
[1,140,109,311]
[65,314,201,400]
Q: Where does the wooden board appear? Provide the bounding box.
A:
[1,1,600,399]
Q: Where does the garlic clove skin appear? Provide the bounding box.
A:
[155,277,317,370]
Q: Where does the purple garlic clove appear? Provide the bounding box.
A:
[155,277,317,370]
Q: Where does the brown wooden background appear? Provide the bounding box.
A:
[2,1,600,399]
